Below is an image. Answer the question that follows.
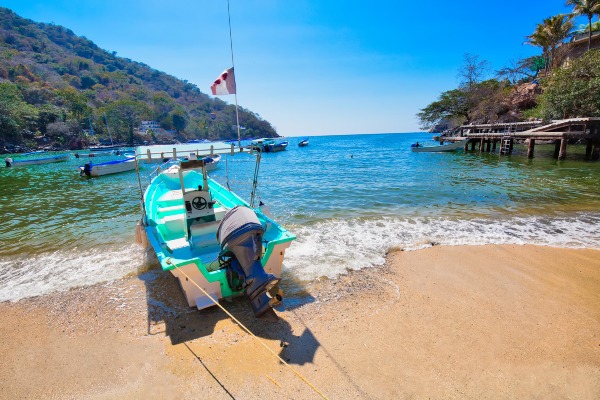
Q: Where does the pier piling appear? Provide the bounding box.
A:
[592,144,600,161]
[558,139,568,160]
[527,139,535,159]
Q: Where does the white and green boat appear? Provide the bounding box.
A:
[136,143,295,317]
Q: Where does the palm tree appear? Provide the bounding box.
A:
[566,0,600,51]
[545,14,575,67]
[527,15,574,71]
[526,24,551,71]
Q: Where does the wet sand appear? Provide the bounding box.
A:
[1,244,599,399]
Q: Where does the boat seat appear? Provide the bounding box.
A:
[189,220,220,249]
[158,214,186,241]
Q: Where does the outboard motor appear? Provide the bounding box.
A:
[5,157,12,167]
[217,206,281,317]
[83,162,93,176]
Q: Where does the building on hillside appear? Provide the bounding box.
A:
[560,30,600,66]
[138,121,160,134]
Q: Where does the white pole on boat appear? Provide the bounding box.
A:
[104,114,114,146]
[249,151,261,208]
[227,0,242,150]
[88,116,95,137]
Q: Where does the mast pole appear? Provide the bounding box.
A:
[104,113,114,146]
[227,0,242,149]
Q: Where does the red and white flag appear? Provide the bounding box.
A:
[210,67,236,95]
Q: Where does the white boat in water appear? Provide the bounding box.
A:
[250,138,288,152]
[5,153,70,167]
[88,145,121,152]
[79,157,136,177]
[203,153,221,171]
[411,140,467,152]
[75,152,115,159]
[134,142,295,317]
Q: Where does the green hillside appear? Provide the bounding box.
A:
[0,7,278,152]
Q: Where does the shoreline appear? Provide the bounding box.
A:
[1,244,599,399]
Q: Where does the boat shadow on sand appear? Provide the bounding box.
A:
[138,258,320,366]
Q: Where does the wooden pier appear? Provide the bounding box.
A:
[439,118,600,160]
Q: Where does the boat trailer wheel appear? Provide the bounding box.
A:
[192,196,208,210]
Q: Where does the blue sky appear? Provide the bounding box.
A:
[1,0,580,136]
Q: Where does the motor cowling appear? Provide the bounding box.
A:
[217,206,281,317]
[83,162,92,176]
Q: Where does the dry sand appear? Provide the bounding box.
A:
[1,244,599,399]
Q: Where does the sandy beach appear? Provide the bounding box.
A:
[1,244,599,399]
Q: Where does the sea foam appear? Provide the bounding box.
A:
[1,214,598,302]
[283,213,600,281]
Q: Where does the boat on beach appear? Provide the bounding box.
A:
[4,153,70,167]
[411,140,467,152]
[79,157,136,177]
[137,143,295,317]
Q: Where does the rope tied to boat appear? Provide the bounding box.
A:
[171,263,329,399]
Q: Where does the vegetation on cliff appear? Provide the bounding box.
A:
[418,1,600,132]
[0,7,278,151]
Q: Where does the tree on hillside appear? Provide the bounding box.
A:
[538,49,600,119]
[458,54,490,89]
[546,14,575,67]
[105,99,151,145]
[171,107,187,133]
[417,89,471,129]
[526,24,552,71]
[57,87,90,121]
[497,57,543,84]
[0,82,36,144]
[566,0,600,51]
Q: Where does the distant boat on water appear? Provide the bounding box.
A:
[250,138,288,152]
[75,152,115,158]
[298,138,309,147]
[21,150,47,156]
[5,153,70,167]
[88,145,121,152]
[411,140,467,152]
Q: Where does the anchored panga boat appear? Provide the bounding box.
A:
[137,143,295,317]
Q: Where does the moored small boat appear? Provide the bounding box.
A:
[411,140,467,152]
[5,153,70,167]
[79,157,136,177]
[203,153,221,171]
[298,138,309,147]
[250,138,288,152]
[75,152,115,159]
[89,145,121,152]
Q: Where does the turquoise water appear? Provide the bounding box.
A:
[1,133,599,301]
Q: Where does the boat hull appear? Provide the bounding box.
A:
[6,154,70,167]
[411,140,467,152]
[79,159,136,176]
